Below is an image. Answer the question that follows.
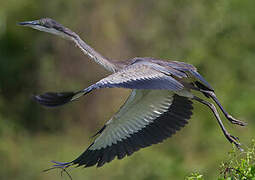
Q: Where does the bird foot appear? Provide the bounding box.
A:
[225,133,243,152]
[227,114,247,126]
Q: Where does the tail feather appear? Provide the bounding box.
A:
[33,92,76,107]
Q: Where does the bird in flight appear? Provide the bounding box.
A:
[19,18,246,169]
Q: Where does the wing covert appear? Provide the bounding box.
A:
[91,63,184,91]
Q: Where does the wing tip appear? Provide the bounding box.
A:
[32,92,75,107]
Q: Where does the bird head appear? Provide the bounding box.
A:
[18,18,76,40]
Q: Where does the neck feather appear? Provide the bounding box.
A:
[69,33,117,72]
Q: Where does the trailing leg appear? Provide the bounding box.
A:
[193,96,243,151]
[200,90,246,126]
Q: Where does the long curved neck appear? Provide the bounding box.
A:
[73,35,117,72]
[58,25,118,73]
[21,19,119,72]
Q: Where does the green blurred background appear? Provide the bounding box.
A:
[0,0,254,179]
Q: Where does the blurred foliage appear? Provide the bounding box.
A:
[186,140,255,179]
[0,0,255,179]
[219,140,255,179]
[186,172,204,180]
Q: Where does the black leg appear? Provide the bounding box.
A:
[200,90,247,126]
[193,96,243,151]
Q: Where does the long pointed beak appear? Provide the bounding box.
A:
[17,20,39,26]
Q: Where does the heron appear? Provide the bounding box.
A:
[19,18,246,169]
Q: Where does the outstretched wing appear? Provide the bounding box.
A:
[93,61,185,90]
[34,62,186,107]
[68,89,193,168]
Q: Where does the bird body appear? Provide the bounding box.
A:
[19,18,246,169]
